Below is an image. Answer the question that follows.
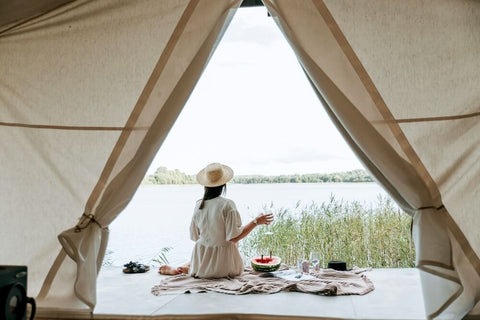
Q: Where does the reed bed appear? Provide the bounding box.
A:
[240,195,415,268]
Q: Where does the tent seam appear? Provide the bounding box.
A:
[373,111,480,124]
[0,121,148,131]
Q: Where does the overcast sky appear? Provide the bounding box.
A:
[147,7,363,176]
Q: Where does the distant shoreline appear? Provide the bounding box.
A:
[143,167,374,185]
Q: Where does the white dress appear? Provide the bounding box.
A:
[189,196,244,278]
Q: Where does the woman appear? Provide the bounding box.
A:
[159,162,273,277]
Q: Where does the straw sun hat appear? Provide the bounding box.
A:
[196,162,234,187]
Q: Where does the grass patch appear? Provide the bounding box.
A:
[240,195,415,268]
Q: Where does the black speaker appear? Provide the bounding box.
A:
[0,266,36,320]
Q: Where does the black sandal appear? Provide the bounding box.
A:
[123,261,150,273]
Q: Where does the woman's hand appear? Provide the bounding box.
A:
[230,213,274,243]
[256,213,274,226]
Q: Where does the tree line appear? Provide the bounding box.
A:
[144,167,374,185]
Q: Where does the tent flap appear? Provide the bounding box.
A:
[0,0,242,312]
[263,0,480,318]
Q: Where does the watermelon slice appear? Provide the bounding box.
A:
[251,256,281,272]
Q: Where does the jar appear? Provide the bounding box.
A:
[302,260,309,273]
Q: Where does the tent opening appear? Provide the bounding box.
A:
[102,4,415,296]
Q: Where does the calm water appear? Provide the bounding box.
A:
[106,183,389,267]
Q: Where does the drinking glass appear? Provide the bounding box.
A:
[309,251,321,271]
[263,208,274,259]
[295,259,303,278]
[263,207,274,235]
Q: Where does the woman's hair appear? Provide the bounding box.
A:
[199,184,226,209]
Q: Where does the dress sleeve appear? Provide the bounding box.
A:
[190,214,200,241]
[224,200,243,241]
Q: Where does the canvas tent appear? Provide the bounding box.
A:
[1,0,479,319]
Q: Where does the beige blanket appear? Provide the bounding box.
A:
[151,266,374,296]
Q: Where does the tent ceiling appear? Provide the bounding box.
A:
[0,0,263,33]
[0,0,73,32]
[240,0,264,7]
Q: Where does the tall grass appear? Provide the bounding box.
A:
[240,195,415,268]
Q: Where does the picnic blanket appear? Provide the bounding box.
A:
[151,266,374,296]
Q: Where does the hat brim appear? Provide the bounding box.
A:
[196,164,234,187]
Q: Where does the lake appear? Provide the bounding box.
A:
[105,183,390,267]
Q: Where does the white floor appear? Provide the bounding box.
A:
[94,267,427,319]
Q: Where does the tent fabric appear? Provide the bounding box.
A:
[261,0,480,318]
[0,0,241,311]
[1,0,479,319]
[0,0,74,33]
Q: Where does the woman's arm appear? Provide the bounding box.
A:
[229,213,273,243]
